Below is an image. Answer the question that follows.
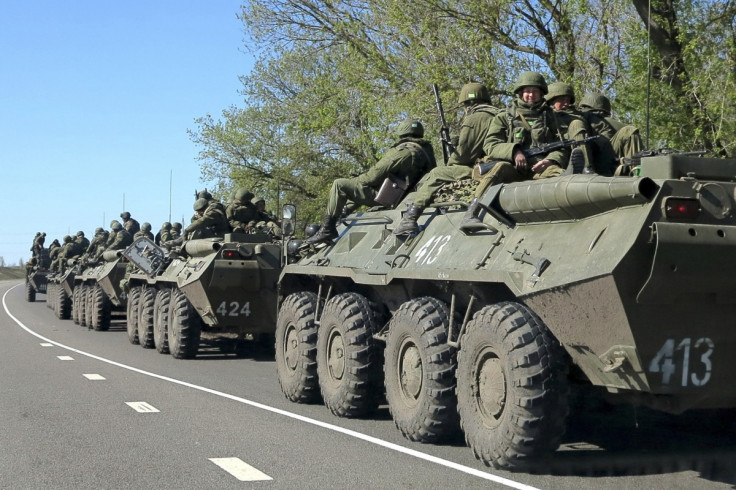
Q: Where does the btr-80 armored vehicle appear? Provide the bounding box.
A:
[46,267,75,320]
[122,232,284,359]
[24,249,50,302]
[276,153,736,470]
[71,251,128,330]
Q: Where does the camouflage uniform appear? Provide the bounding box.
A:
[134,222,154,241]
[184,198,229,239]
[170,223,182,240]
[227,189,258,233]
[105,222,133,251]
[580,92,643,160]
[120,212,141,235]
[155,222,171,245]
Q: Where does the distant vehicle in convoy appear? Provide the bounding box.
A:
[275,152,736,470]
[71,251,128,330]
[122,230,286,359]
[24,249,50,302]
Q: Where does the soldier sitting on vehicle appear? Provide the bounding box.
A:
[155,222,171,245]
[168,197,229,243]
[134,222,154,241]
[251,196,281,235]
[227,188,258,233]
[308,118,436,244]
[104,220,133,252]
[120,211,141,235]
[579,92,643,161]
[170,222,182,240]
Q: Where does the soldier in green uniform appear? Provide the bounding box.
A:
[460,72,574,225]
[48,238,61,264]
[104,221,133,251]
[134,222,154,241]
[579,92,643,160]
[170,222,182,240]
[182,197,229,239]
[155,222,171,245]
[393,84,497,236]
[251,196,281,235]
[308,118,436,244]
[51,235,74,273]
[120,212,140,235]
[227,188,258,233]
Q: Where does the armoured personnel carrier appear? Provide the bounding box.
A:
[276,153,736,470]
[46,267,75,320]
[71,251,128,330]
[24,249,50,302]
[122,232,284,358]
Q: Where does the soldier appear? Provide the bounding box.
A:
[251,196,282,235]
[227,188,258,233]
[579,92,643,160]
[82,227,108,264]
[30,232,46,259]
[182,197,229,239]
[170,222,182,240]
[546,82,616,175]
[309,118,436,244]
[120,211,141,235]
[50,235,74,273]
[155,222,172,245]
[73,231,90,255]
[104,221,133,251]
[134,222,154,241]
[393,84,498,236]
[461,71,576,225]
[48,239,61,263]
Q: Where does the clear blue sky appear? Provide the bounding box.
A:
[0,1,251,266]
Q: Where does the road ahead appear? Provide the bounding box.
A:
[2,281,734,489]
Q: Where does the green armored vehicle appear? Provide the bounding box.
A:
[276,153,736,470]
[46,268,75,319]
[71,251,128,330]
[122,232,284,358]
[24,249,50,302]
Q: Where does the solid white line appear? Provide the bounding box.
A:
[2,285,538,490]
[209,457,273,481]
[83,374,106,380]
[125,401,160,413]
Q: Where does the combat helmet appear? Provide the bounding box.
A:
[395,119,424,138]
[251,196,265,206]
[193,198,208,211]
[63,235,72,243]
[457,82,490,104]
[197,189,212,200]
[580,92,612,116]
[94,227,104,235]
[110,221,122,231]
[141,222,152,232]
[235,188,254,204]
[513,71,548,95]
[76,231,85,237]
[545,82,575,104]
[161,222,171,230]
[172,222,182,231]
[120,211,131,220]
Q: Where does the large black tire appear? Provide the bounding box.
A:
[275,292,320,403]
[384,297,459,443]
[25,281,36,302]
[126,287,142,345]
[168,289,201,359]
[456,301,570,471]
[316,292,383,418]
[71,285,80,324]
[47,283,54,310]
[153,289,171,354]
[137,287,155,348]
[91,284,112,331]
[84,285,95,328]
[56,285,71,320]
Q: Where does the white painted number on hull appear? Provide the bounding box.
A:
[414,235,451,266]
[648,337,714,387]
[216,301,251,317]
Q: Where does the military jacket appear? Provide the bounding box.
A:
[124,218,141,235]
[106,229,133,251]
[582,109,625,140]
[184,202,230,239]
[447,103,499,167]
[355,137,436,188]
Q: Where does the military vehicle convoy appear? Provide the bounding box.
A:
[122,232,284,359]
[275,152,736,470]
[46,268,75,320]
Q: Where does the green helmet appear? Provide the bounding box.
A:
[193,197,208,211]
[63,235,72,243]
[162,222,171,230]
[457,82,490,104]
[395,119,424,138]
[111,221,122,231]
[141,222,152,232]
[579,92,612,115]
[513,71,548,95]
[120,211,131,220]
[76,231,84,237]
[251,196,265,205]
[545,82,575,104]
[235,188,254,203]
[172,222,182,230]
[197,189,212,200]
[94,227,104,235]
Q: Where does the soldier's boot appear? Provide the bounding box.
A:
[563,147,587,175]
[306,215,339,244]
[461,199,482,226]
[393,204,424,236]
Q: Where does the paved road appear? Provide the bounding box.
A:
[2,281,734,489]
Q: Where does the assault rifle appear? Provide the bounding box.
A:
[432,83,455,164]
[476,135,600,176]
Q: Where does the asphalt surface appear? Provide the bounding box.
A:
[2,280,735,489]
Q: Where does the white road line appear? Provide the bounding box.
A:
[83,374,106,380]
[40,343,53,347]
[125,402,160,413]
[57,355,74,361]
[209,458,273,482]
[2,285,539,490]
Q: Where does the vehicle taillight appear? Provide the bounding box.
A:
[664,198,700,219]
[222,250,240,259]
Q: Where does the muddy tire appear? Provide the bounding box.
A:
[91,284,112,331]
[25,281,36,302]
[169,289,201,359]
[275,292,320,403]
[153,289,171,354]
[138,287,155,348]
[384,297,459,443]
[126,287,141,344]
[317,292,383,418]
[456,301,570,471]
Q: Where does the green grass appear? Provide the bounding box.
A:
[0,267,26,281]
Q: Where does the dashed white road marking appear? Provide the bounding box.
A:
[3,286,539,490]
[209,458,273,482]
[125,402,159,413]
[83,374,106,380]
[40,343,53,347]
[57,355,74,361]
